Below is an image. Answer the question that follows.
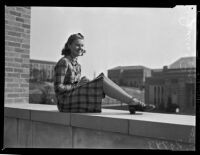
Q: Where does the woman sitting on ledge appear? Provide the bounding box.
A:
[54,33,155,113]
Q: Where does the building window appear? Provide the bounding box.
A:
[48,70,50,79]
[154,86,156,105]
[171,79,178,83]
[158,86,160,105]
[161,86,164,104]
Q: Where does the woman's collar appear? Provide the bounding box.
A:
[66,55,78,65]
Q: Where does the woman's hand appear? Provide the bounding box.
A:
[78,76,90,86]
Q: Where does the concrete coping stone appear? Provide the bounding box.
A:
[4,103,196,144]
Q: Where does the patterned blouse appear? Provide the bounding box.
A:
[54,55,81,95]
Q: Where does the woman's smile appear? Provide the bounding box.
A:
[70,39,85,57]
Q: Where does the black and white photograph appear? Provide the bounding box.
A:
[3,5,197,150]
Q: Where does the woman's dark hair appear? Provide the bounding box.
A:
[61,33,85,56]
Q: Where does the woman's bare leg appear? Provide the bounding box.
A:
[102,75,138,105]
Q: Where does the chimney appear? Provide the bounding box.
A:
[163,66,168,71]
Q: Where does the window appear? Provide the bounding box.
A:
[171,79,178,83]
[154,86,156,105]
[158,86,160,105]
[161,86,164,103]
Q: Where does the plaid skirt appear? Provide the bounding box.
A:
[56,73,105,113]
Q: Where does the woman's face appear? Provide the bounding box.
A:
[69,39,84,58]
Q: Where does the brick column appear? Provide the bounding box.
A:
[5,6,31,104]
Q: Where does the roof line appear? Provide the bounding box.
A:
[30,59,57,64]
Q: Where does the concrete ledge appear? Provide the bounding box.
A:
[71,113,129,134]
[4,107,30,120]
[72,127,195,149]
[4,103,196,149]
[129,120,195,144]
[4,117,18,147]
[32,121,72,148]
[31,111,70,125]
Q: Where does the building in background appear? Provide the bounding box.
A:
[169,56,196,69]
[108,66,151,89]
[30,59,56,82]
[145,57,196,115]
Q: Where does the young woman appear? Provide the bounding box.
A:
[54,33,155,113]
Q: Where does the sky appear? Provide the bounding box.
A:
[30,6,196,79]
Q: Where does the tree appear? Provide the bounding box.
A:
[40,69,48,81]
[40,85,57,105]
[32,68,40,82]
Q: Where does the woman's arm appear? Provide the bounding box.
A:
[54,59,75,93]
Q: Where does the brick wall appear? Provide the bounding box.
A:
[5,6,31,104]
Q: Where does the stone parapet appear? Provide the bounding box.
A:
[4,103,195,150]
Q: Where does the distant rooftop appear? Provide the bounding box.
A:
[169,56,196,69]
[109,65,151,70]
[151,69,163,72]
[30,59,57,65]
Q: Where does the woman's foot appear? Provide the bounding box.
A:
[128,97,156,114]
